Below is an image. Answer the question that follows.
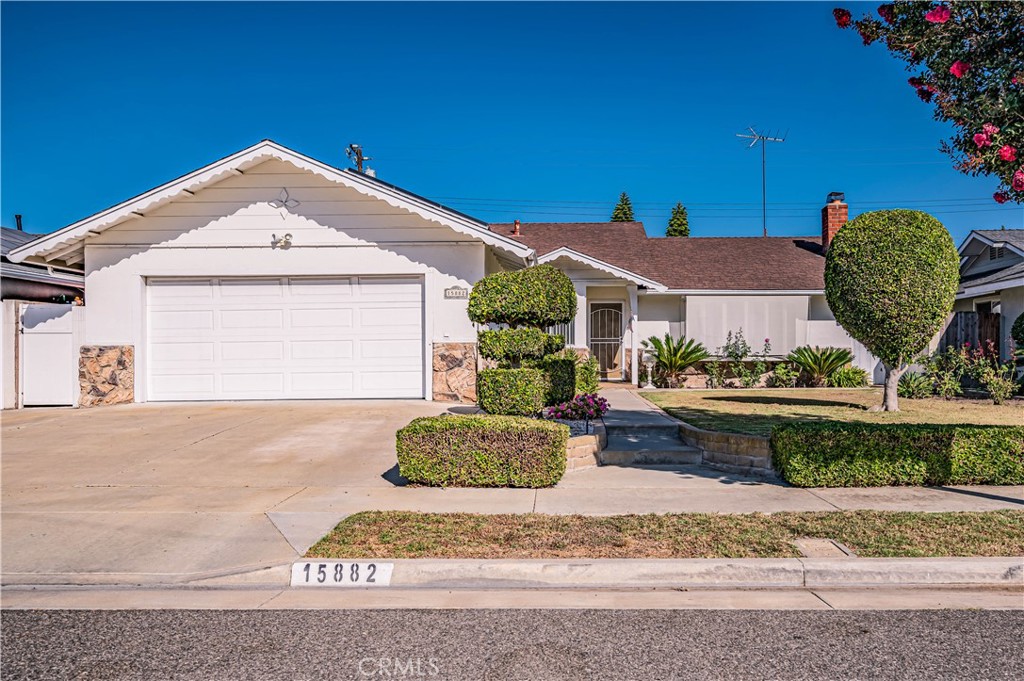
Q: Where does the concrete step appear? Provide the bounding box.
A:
[599,433,702,466]
[604,423,681,438]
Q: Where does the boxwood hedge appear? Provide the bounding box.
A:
[396,414,569,487]
[477,368,547,416]
[478,328,564,365]
[467,264,577,328]
[771,422,1024,487]
[525,356,576,406]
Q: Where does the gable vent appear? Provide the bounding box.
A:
[989,245,1005,260]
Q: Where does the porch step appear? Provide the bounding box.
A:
[603,424,681,438]
[598,433,702,466]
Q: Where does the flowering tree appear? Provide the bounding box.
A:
[833,2,1023,203]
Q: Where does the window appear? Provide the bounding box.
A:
[547,320,575,346]
[989,246,1005,260]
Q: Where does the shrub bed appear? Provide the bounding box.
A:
[396,415,569,487]
[477,368,546,415]
[771,422,1024,487]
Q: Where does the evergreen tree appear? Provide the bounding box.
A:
[666,202,690,237]
[610,192,634,222]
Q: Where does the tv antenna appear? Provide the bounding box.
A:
[736,127,786,237]
[345,143,372,173]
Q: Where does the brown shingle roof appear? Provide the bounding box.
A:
[488,222,826,291]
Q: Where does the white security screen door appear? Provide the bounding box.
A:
[146,277,423,401]
[589,302,623,380]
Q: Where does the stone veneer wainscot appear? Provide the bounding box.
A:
[79,345,135,407]
[432,342,478,402]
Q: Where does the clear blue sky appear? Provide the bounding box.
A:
[2,1,1021,246]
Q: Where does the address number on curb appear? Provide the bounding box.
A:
[291,561,394,587]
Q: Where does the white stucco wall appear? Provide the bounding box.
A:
[636,295,684,344]
[686,295,809,355]
[1000,285,1024,359]
[82,159,489,401]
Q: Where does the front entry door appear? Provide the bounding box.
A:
[589,302,623,380]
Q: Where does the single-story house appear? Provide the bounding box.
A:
[7,140,878,407]
[945,228,1024,361]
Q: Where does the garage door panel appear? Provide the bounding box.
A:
[290,308,354,329]
[291,371,355,393]
[151,310,214,331]
[147,276,423,400]
[150,342,215,363]
[220,309,285,329]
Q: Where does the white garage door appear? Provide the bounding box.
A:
[146,277,424,401]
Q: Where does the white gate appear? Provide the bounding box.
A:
[20,303,79,406]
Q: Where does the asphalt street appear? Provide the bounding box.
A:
[2,609,1022,680]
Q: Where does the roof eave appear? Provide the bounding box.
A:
[537,247,667,291]
[8,140,534,264]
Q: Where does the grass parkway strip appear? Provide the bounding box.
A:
[306,510,1024,560]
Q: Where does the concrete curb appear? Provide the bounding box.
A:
[4,557,1020,590]
[370,557,1023,589]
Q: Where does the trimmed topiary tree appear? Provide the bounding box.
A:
[1011,313,1024,350]
[825,209,959,412]
[469,264,578,415]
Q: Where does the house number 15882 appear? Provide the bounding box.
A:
[291,561,394,587]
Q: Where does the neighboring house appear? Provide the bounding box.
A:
[946,229,1024,361]
[7,140,877,407]
[488,192,879,383]
[1,225,85,409]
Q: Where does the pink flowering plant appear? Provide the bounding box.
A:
[834,2,1023,203]
[543,393,609,422]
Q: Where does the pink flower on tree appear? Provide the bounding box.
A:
[973,133,991,148]
[925,5,951,23]
[999,146,1017,162]
[877,4,895,23]
[833,8,852,28]
[993,192,1009,204]
[1013,169,1024,192]
[949,61,971,78]
[982,123,1001,135]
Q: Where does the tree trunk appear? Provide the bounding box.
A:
[882,362,907,412]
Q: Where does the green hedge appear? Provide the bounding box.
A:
[478,328,564,364]
[526,356,576,406]
[467,265,577,328]
[771,423,1024,487]
[396,415,569,487]
[477,368,547,415]
[575,355,600,395]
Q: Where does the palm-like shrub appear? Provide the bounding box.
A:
[898,372,933,400]
[787,346,855,387]
[827,366,869,388]
[641,335,710,387]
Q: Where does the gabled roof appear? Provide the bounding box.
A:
[489,222,827,292]
[9,140,534,265]
[957,228,1024,258]
[958,261,1024,297]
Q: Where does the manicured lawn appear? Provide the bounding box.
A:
[642,388,1024,437]
[306,510,1024,559]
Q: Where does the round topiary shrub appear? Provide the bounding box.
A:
[1011,313,1024,348]
[825,209,959,411]
[468,264,577,328]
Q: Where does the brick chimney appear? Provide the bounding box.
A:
[512,219,521,236]
[821,192,848,252]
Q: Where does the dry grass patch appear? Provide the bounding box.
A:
[642,388,1024,437]
[306,510,1024,559]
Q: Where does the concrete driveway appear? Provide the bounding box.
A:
[1,400,448,586]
